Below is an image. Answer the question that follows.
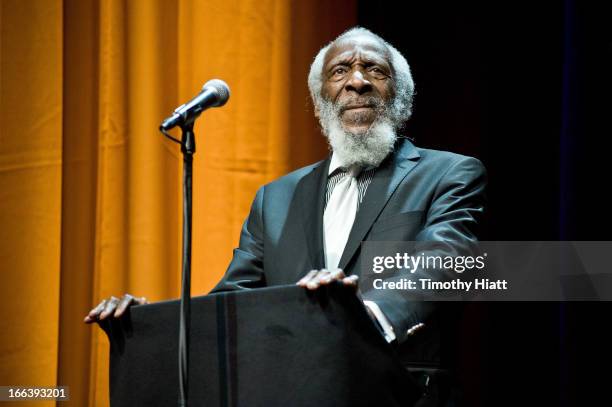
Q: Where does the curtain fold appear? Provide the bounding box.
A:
[0,4,63,407]
[0,0,356,405]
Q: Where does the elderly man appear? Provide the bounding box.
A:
[87,27,486,405]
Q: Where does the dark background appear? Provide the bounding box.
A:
[358,1,612,405]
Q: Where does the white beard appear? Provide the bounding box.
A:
[317,99,398,168]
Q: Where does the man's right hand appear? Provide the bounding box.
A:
[84,294,148,324]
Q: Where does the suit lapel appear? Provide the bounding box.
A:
[338,139,421,271]
[295,157,330,271]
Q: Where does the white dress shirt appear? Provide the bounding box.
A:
[324,154,396,342]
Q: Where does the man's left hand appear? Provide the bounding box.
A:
[296,268,358,290]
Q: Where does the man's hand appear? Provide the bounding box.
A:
[84,294,148,324]
[296,268,358,290]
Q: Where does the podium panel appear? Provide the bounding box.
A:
[103,284,420,406]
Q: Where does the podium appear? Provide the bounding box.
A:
[102,284,421,406]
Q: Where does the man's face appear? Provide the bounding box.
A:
[320,35,395,135]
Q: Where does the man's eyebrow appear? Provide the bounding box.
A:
[361,54,391,66]
[326,55,353,67]
[327,56,389,69]
[326,61,351,71]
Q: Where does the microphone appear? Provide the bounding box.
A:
[160,79,230,131]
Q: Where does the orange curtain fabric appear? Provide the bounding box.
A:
[0,0,355,405]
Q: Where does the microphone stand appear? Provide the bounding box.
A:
[159,79,228,406]
[178,122,195,407]
[160,121,195,407]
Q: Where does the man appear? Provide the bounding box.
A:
[87,27,486,405]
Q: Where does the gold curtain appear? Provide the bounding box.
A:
[0,0,356,405]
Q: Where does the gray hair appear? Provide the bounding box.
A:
[307,27,415,124]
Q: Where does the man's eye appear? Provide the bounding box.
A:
[333,67,347,75]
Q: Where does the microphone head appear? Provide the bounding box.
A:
[203,79,230,107]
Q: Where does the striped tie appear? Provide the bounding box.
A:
[323,165,361,270]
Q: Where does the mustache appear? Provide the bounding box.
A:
[335,96,385,113]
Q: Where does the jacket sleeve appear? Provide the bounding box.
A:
[362,156,487,343]
[209,186,266,293]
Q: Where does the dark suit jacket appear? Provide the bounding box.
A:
[211,138,487,369]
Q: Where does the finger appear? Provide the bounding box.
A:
[84,310,102,323]
[99,297,119,320]
[316,268,341,286]
[307,269,329,289]
[298,269,319,286]
[297,270,319,287]
[342,275,359,288]
[326,268,346,282]
[114,294,134,317]
[87,299,107,319]
[85,300,108,322]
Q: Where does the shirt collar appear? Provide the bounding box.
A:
[328,153,379,176]
[328,153,344,176]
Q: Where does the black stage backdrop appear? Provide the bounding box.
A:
[357,1,612,406]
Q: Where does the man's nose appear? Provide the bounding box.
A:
[345,70,372,94]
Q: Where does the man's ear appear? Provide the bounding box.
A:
[314,104,320,118]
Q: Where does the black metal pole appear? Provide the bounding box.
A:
[178,122,195,407]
